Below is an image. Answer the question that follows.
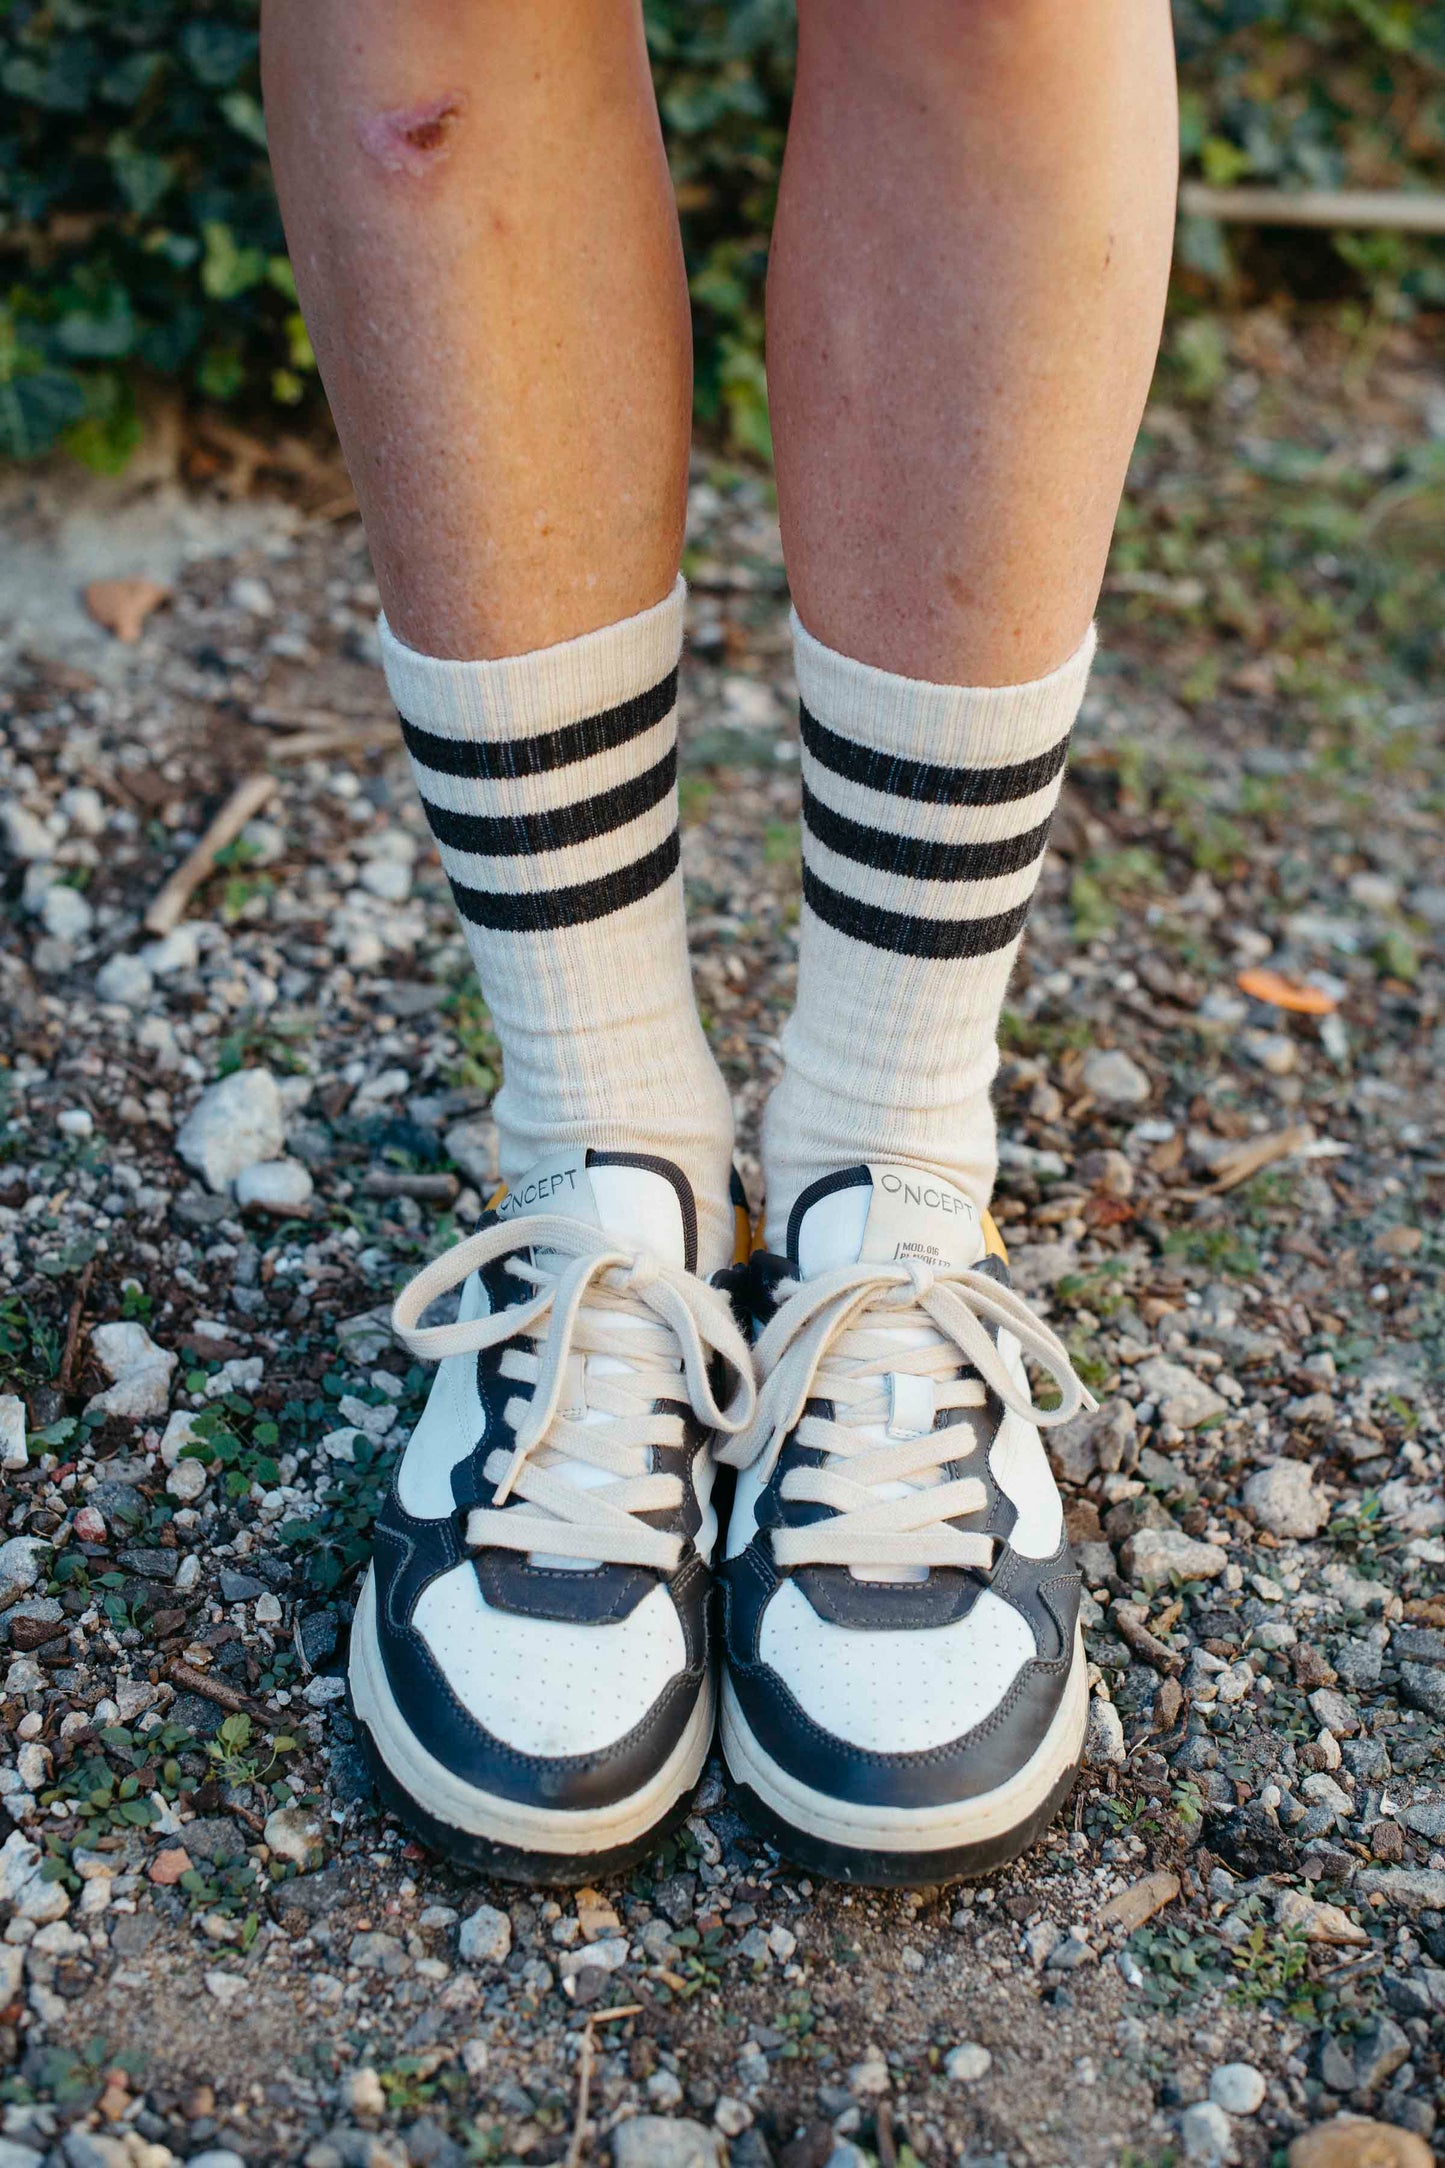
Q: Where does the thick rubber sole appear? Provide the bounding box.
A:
[348,1568,713,1886]
[719,1630,1089,1888]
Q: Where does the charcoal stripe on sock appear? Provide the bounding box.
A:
[398,666,678,782]
[800,703,1070,806]
[445,827,681,934]
[800,864,1035,959]
[420,748,677,858]
[801,781,1054,885]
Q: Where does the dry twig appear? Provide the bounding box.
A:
[1205,1123,1314,1196]
[265,724,396,762]
[564,2006,642,2168]
[144,772,278,935]
[57,1258,97,1396]
[247,699,393,731]
[1180,183,1445,234]
[1110,1601,1184,1678]
[165,1660,270,1722]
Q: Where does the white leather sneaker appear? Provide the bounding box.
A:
[349,1148,753,1883]
[718,1161,1093,1885]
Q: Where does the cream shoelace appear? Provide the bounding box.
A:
[716,1259,1095,1574]
[391,1215,755,1573]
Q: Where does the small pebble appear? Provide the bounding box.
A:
[943,2043,992,2084]
[1210,2063,1266,2116]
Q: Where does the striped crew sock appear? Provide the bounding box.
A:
[762,612,1097,1247]
[380,579,736,1269]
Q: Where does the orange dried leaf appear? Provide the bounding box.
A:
[84,576,171,643]
[1236,967,1338,1016]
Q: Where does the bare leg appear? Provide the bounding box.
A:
[739,3,1179,1882]
[768,0,1178,685]
[261,0,736,1263]
[261,0,691,658]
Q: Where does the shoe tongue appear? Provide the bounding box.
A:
[791,1162,985,1279]
[496,1148,695,1272]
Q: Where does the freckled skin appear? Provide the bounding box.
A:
[261,0,1175,685]
[771,0,1178,685]
[260,0,690,658]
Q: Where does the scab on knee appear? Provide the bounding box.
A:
[356,93,467,177]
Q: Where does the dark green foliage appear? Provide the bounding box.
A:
[0,1,1441,463]
[1173,0,1445,307]
[0,0,296,463]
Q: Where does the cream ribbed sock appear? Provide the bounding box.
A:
[380,580,736,1270]
[763,613,1096,1247]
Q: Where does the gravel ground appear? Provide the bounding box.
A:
[1,309,1443,2168]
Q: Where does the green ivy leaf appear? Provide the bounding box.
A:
[2,38,97,115]
[110,141,174,218]
[200,222,267,302]
[194,342,245,403]
[0,368,87,461]
[179,22,259,88]
[100,50,166,105]
[55,285,137,362]
[220,89,267,147]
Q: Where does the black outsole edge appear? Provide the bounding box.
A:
[352,1702,703,1888]
[727,1750,1084,1889]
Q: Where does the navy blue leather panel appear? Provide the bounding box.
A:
[371,1525,712,1810]
[722,1534,1074,1808]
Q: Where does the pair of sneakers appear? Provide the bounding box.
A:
[348,1147,1095,1887]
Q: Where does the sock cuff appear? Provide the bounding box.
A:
[379,578,686,741]
[790,612,1096,766]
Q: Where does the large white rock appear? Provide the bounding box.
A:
[234,1158,314,1215]
[1122,1527,1229,1584]
[359,857,412,903]
[1084,1697,1126,1767]
[1210,2064,1266,2117]
[38,882,93,943]
[0,1395,26,1472]
[176,1067,285,1192]
[445,1115,498,1187]
[0,1830,42,1902]
[85,1322,176,1421]
[15,1873,69,1924]
[1378,1478,1445,1536]
[1,800,55,861]
[943,2043,993,2084]
[0,1537,51,1606]
[1082,1047,1152,1107]
[1179,2099,1233,2166]
[1242,1459,1328,1540]
[165,1456,207,1502]
[91,1321,165,1383]
[94,953,154,1008]
[140,924,203,977]
[613,2121,723,2168]
[458,1903,512,1967]
[158,1408,201,1468]
[1134,1357,1227,1430]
